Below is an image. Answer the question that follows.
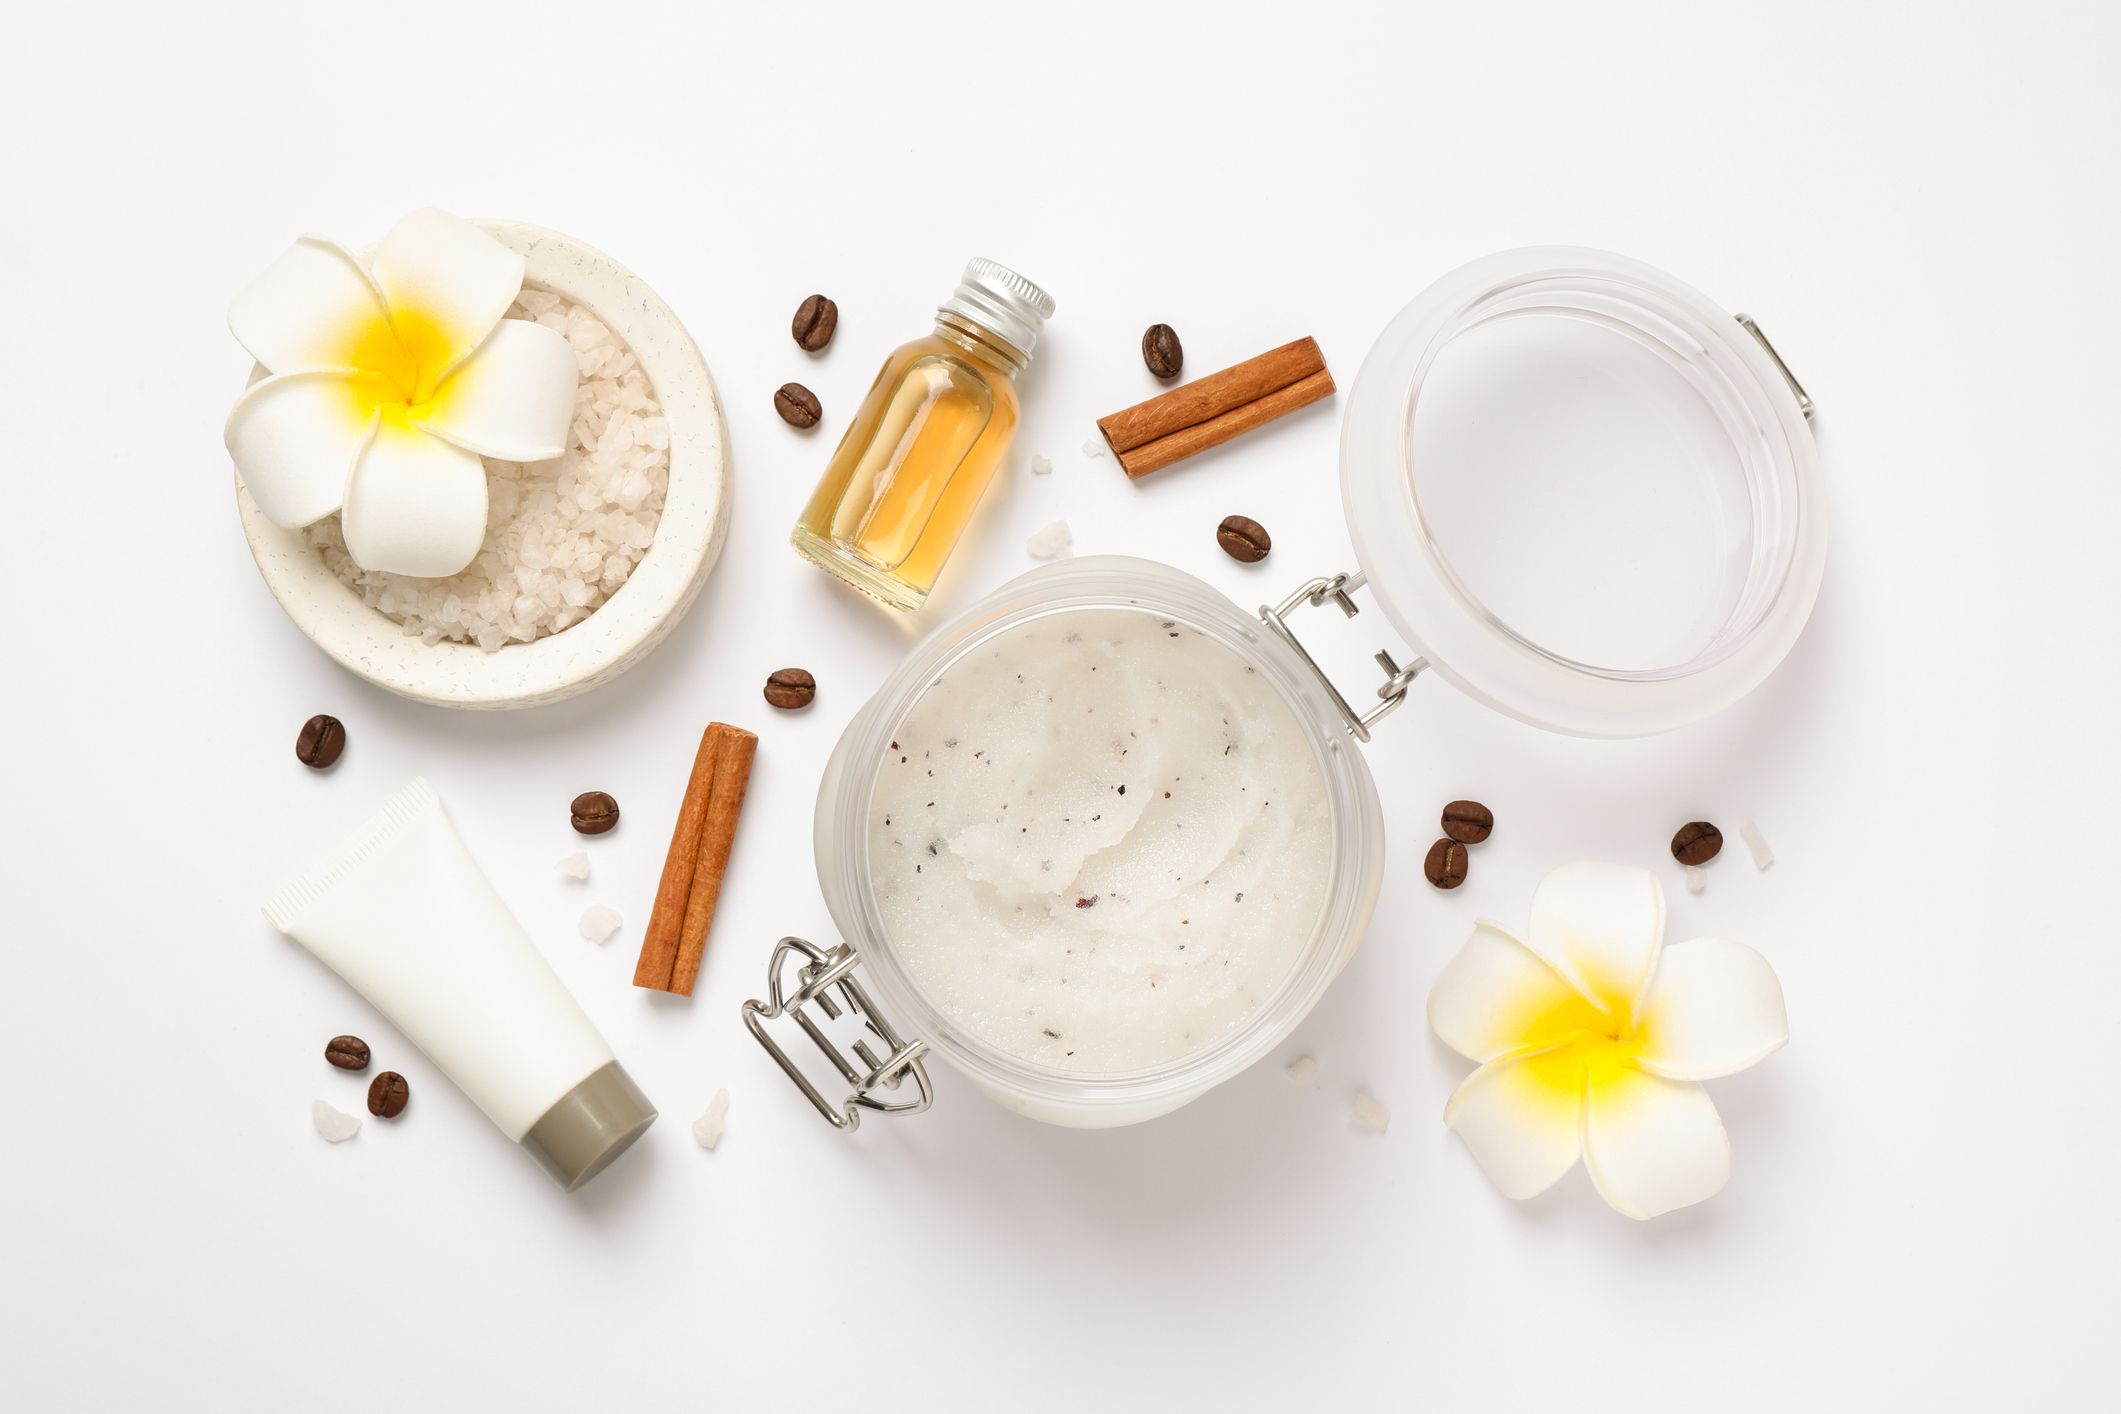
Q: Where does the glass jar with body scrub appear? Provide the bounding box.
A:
[746,247,1826,1130]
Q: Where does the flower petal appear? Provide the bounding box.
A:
[225,371,387,527]
[227,236,414,391]
[1443,1040,1591,1200]
[1428,919,1610,1063]
[368,209,524,398]
[413,319,576,461]
[1526,861,1665,1017]
[340,424,489,577]
[1581,1057,1730,1219]
[1633,938,1788,1081]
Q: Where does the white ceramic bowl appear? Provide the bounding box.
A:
[235,220,729,710]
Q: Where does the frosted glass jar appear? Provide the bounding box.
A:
[745,247,1824,1130]
[754,558,1384,1129]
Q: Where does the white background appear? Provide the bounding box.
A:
[3,1,2116,1408]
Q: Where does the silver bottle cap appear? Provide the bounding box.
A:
[939,257,1055,360]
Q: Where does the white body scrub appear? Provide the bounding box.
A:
[869,608,1332,1074]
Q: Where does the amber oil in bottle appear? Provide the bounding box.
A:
[791,259,1055,611]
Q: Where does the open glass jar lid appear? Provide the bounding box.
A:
[1338,246,1824,737]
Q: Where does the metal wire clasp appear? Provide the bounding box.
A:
[1735,314,1814,422]
[1259,570,1423,743]
[742,937,932,1132]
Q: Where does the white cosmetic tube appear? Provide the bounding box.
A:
[264,777,655,1191]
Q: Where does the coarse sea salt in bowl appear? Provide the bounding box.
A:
[235,221,729,710]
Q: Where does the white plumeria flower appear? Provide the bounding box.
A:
[224,209,576,577]
[1427,861,1788,1219]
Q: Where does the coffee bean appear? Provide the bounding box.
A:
[570,791,620,836]
[791,294,838,352]
[295,714,346,769]
[1441,800,1494,844]
[1671,820,1723,866]
[1142,323,1184,379]
[1216,515,1271,563]
[764,667,817,710]
[1424,838,1469,890]
[324,1035,370,1071]
[774,382,822,428]
[367,1071,409,1119]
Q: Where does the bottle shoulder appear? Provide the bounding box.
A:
[881,335,1020,416]
[893,332,1021,389]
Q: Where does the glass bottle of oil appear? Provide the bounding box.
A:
[791,258,1054,611]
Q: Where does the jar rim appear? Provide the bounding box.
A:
[1341,246,1827,737]
[815,557,1383,1115]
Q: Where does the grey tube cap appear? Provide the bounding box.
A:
[521,1061,656,1192]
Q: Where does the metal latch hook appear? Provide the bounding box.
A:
[742,937,932,1132]
[1258,570,1424,743]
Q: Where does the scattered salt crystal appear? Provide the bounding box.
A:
[1349,1092,1391,1134]
[1285,1054,1318,1083]
[1684,863,1706,895]
[312,1100,360,1144]
[1030,453,1053,475]
[692,1088,730,1150]
[579,904,622,943]
[1081,435,1107,458]
[1739,820,1775,871]
[1026,520,1073,559]
[556,851,590,881]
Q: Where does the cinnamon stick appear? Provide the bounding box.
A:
[1097,336,1334,477]
[668,726,755,996]
[634,722,757,995]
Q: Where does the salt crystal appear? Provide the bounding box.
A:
[1285,1054,1318,1083]
[1739,820,1775,870]
[1349,1092,1391,1134]
[556,851,589,880]
[566,316,605,352]
[1082,435,1106,458]
[312,1100,360,1143]
[692,1088,730,1150]
[579,904,622,943]
[1026,520,1073,559]
[1030,453,1053,475]
[1684,864,1706,895]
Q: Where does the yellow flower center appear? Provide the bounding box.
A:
[1509,1007,1654,1106]
[325,301,459,427]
